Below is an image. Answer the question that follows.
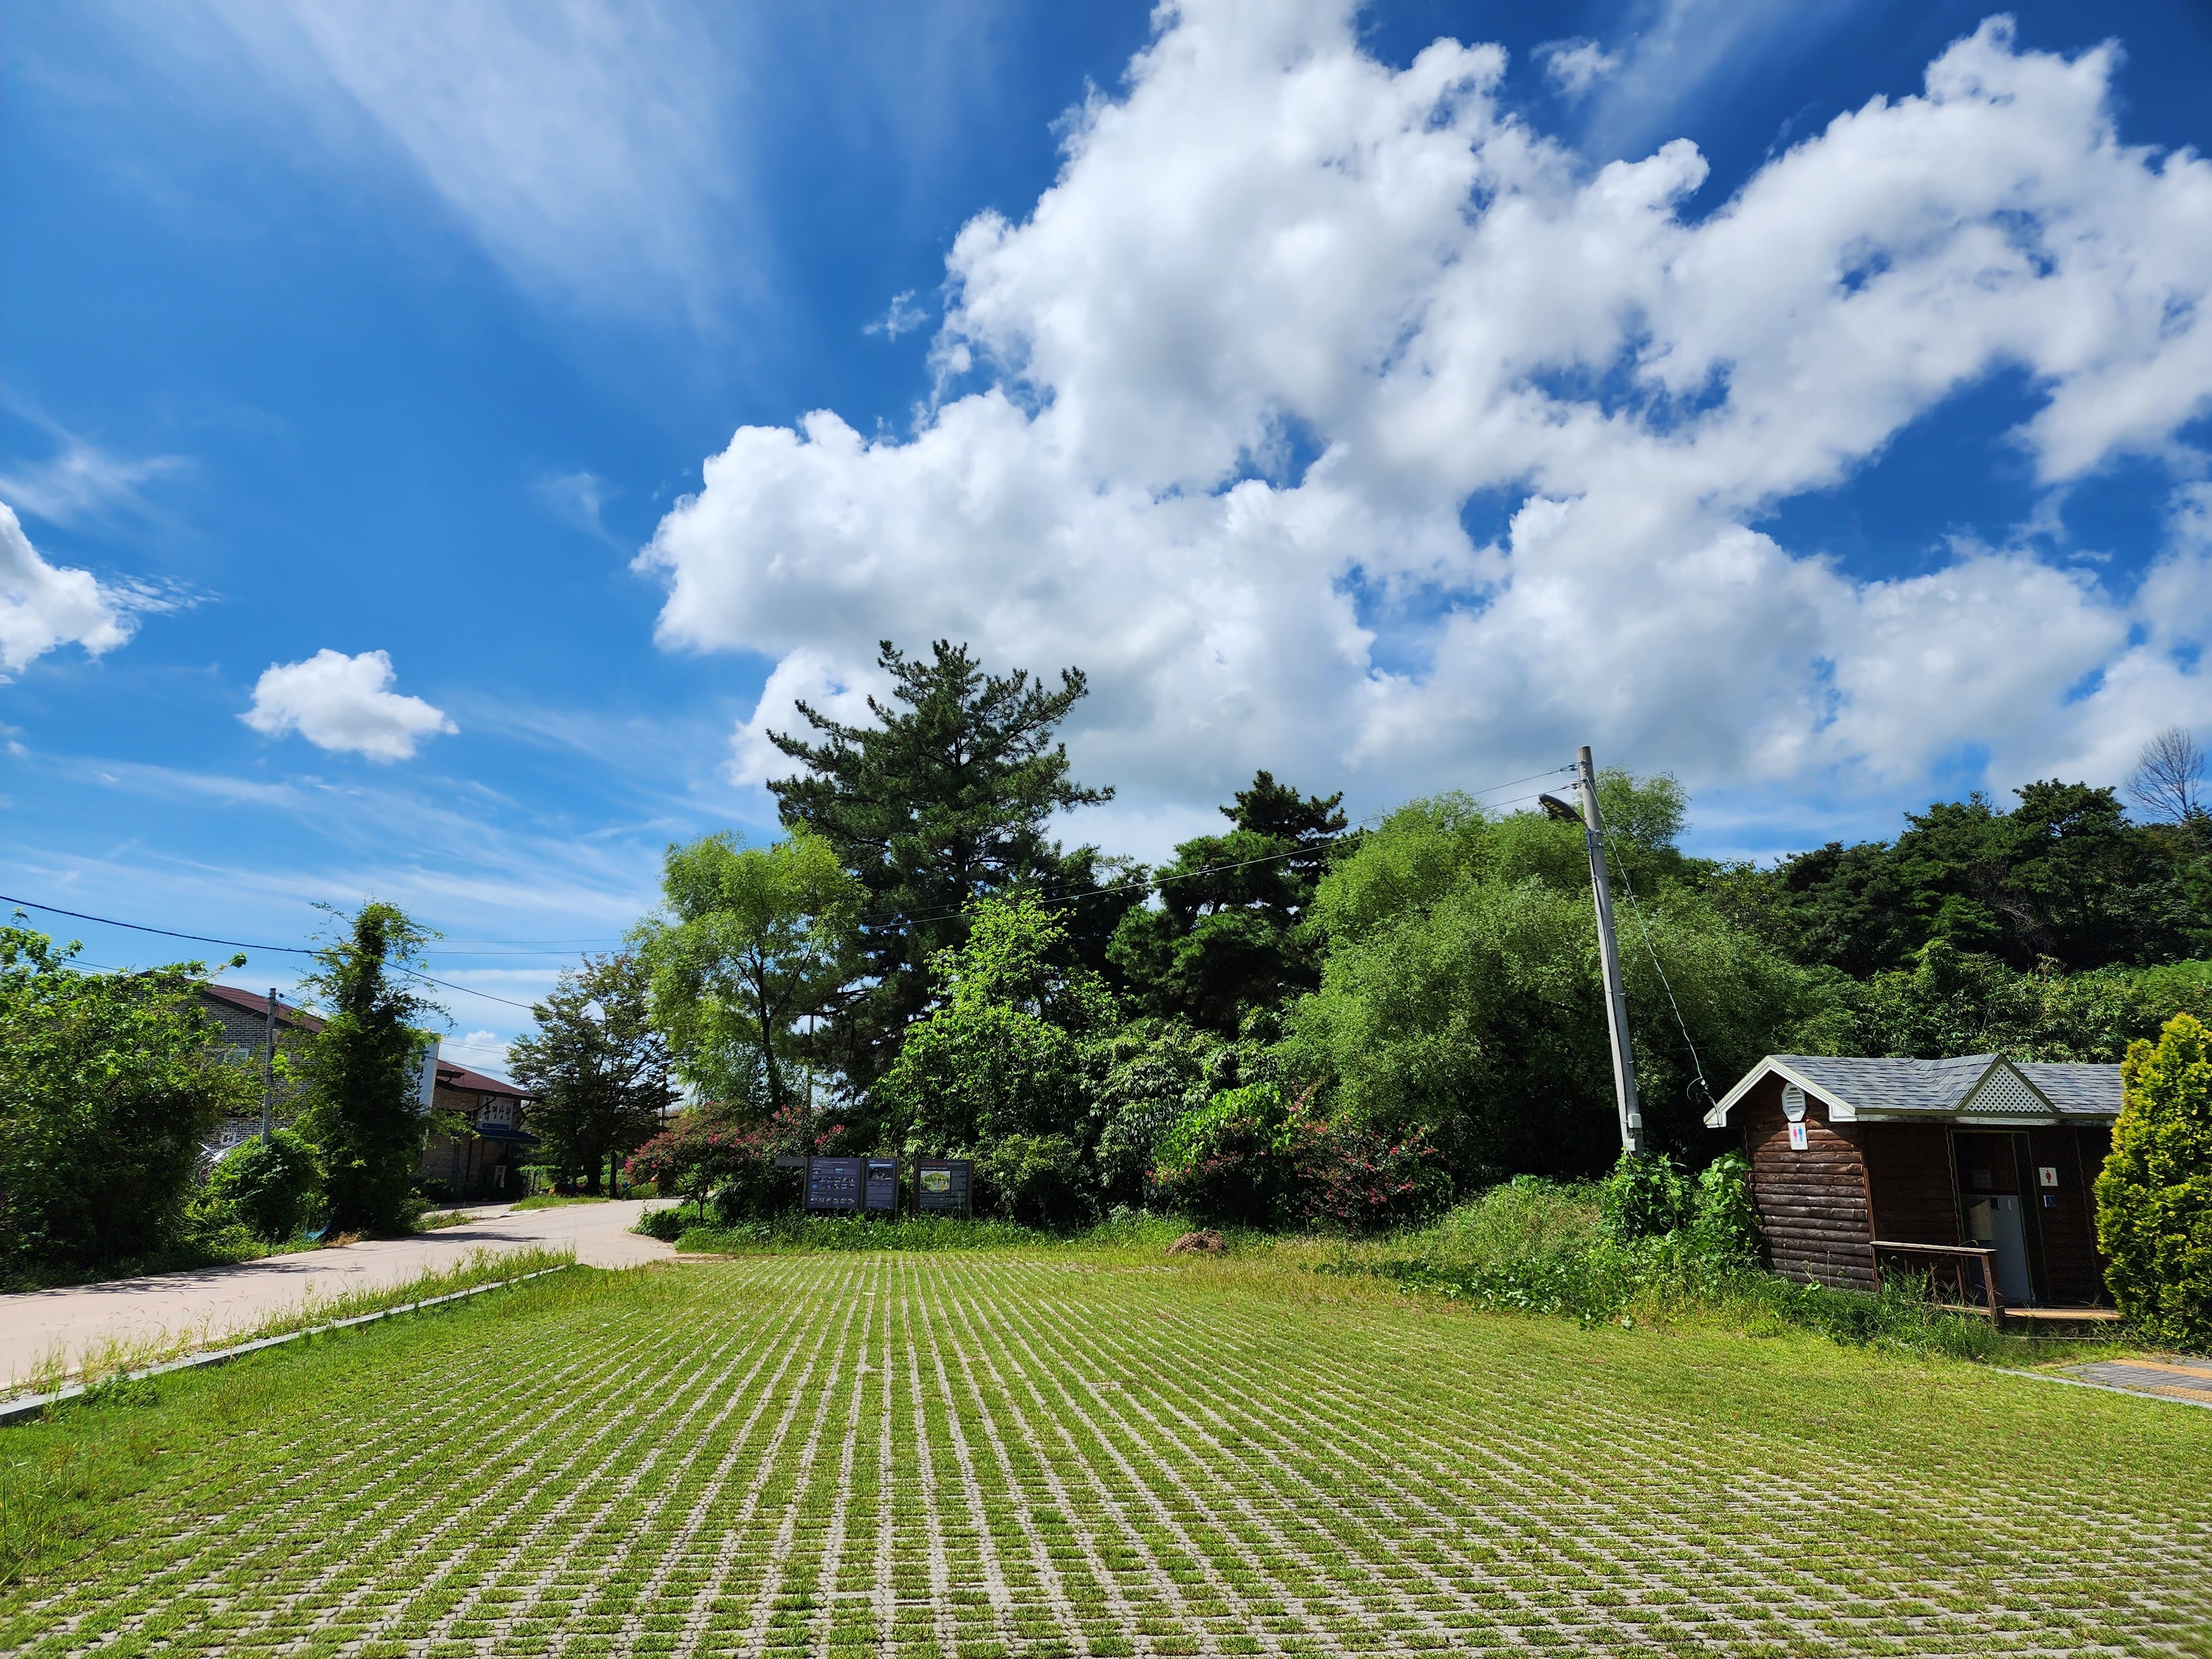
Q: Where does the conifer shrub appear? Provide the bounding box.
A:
[2095,1011,2212,1352]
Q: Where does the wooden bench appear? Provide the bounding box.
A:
[1871,1239,2002,1322]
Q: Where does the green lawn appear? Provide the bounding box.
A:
[4,1252,2208,1657]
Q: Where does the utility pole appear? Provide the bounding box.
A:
[1575,747,1644,1154]
[262,987,278,1142]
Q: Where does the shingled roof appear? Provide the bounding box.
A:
[1705,1053,2122,1128]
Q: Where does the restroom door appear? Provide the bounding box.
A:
[1954,1129,2047,1306]
[1962,1193,2034,1306]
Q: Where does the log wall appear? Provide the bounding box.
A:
[1739,1074,1876,1289]
[1862,1123,1961,1245]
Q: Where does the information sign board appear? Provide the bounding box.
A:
[864,1158,900,1213]
[805,1156,865,1212]
[915,1157,973,1217]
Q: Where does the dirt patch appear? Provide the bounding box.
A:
[1166,1230,1225,1256]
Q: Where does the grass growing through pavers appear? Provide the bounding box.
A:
[3,1251,2209,1657]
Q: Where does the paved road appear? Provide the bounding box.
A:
[0,1199,675,1388]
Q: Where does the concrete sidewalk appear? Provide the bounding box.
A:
[0,1199,676,1387]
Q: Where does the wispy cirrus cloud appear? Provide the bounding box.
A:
[0,405,190,528]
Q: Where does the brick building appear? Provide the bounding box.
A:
[197,984,538,1198]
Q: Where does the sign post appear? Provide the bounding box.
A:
[864,1158,900,1215]
[805,1156,865,1213]
[914,1158,973,1218]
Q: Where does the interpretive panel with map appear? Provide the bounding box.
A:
[805,1156,864,1212]
[915,1158,973,1217]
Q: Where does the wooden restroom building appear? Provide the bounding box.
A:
[1705,1054,2121,1310]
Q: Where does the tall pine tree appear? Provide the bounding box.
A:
[1109,771,1350,1031]
[768,640,1125,1086]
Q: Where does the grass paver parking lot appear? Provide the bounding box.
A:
[3,1252,2209,1657]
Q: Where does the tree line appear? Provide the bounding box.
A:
[6,640,2205,1275]
[518,640,2209,1230]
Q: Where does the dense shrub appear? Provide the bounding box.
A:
[626,1099,814,1219]
[1291,1111,1452,1231]
[201,1129,325,1242]
[2095,1012,2212,1352]
[1687,1150,1760,1260]
[1087,1020,1217,1211]
[1599,1151,1691,1241]
[0,928,255,1270]
[1151,1082,1298,1226]
[977,1133,1093,1228]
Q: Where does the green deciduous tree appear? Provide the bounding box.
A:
[767,640,1125,1084]
[2096,1013,2212,1351]
[634,829,860,1114]
[1282,789,1829,1182]
[1109,771,1347,1030]
[298,902,441,1235]
[509,951,680,1194]
[0,926,255,1270]
[872,894,1117,1222]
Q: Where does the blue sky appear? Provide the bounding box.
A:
[5,0,2210,1073]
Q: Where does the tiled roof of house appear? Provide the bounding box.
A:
[436,1061,533,1103]
[1708,1053,2122,1127]
[201,982,322,1030]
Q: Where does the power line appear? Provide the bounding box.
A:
[2,893,542,1013]
[893,765,1575,927]
[1598,822,1714,1110]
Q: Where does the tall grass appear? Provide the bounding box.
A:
[1321,1180,2037,1363]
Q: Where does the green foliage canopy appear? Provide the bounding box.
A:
[872,894,1115,1220]
[1282,786,1829,1179]
[1109,772,1347,1031]
[509,951,679,1192]
[0,926,255,1268]
[767,640,1128,1085]
[1718,781,2210,976]
[298,901,441,1235]
[635,829,860,1113]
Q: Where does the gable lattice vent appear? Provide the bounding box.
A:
[1962,1067,2043,1117]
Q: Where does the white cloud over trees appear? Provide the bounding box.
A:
[0,502,135,679]
[638,6,2212,813]
[242,648,456,761]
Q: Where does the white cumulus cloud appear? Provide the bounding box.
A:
[638,7,2212,819]
[243,648,457,761]
[0,501,136,678]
